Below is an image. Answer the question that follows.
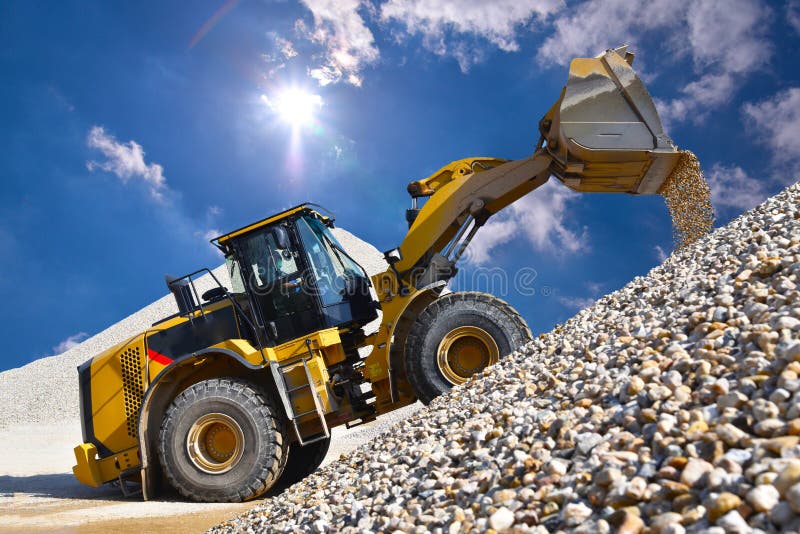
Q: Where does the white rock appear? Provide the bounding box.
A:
[746,484,780,513]
[489,507,515,531]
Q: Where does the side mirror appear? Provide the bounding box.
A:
[271,226,291,250]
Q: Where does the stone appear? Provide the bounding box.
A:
[489,507,515,531]
[707,492,742,523]
[776,316,800,330]
[680,505,706,525]
[764,436,800,454]
[576,432,604,455]
[746,484,780,513]
[659,525,685,534]
[774,461,800,496]
[754,418,786,437]
[649,512,683,532]
[770,501,795,526]
[716,423,748,446]
[628,376,645,395]
[596,467,623,487]
[715,510,750,534]
[563,502,593,527]
[787,482,800,513]
[492,489,517,504]
[608,510,643,534]
[680,458,713,488]
[752,399,780,422]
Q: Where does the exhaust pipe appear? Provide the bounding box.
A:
[540,46,681,195]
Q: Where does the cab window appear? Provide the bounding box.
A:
[239,228,300,290]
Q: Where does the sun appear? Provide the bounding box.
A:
[271,89,323,127]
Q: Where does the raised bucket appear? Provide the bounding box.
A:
[541,46,681,195]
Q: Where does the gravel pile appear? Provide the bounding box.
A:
[659,150,716,249]
[212,181,799,534]
[0,228,386,429]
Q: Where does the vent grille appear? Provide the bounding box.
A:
[120,346,144,438]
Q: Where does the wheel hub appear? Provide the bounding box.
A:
[436,326,499,385]
[186,413,244,474]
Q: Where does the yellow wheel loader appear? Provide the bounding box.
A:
[73,46,687,501]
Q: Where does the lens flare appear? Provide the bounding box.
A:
[266,89,323,127]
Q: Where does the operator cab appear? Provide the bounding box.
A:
[213,205,378,346]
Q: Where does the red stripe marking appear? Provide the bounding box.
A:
[147,348,173,366]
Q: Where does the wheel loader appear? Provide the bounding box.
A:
[73,46,688,501]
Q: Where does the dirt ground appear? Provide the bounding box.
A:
[0,416,411,534]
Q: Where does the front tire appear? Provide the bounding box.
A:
[404,292,532,404]
[158,378,287,502]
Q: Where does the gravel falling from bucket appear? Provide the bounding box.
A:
[658,150,716,250]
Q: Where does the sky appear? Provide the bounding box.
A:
[1,0,799,371]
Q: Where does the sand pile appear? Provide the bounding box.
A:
[0,228,387,429]
[211,181,799,533]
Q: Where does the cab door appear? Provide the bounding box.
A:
[233,223,323,345]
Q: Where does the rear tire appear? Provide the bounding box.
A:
[404,292,532,404]
[158,378,287,502]
[270,437,331,494]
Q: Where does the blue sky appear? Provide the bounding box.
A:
[2,0,799,371]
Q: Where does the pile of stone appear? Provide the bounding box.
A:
[212,181,799,533]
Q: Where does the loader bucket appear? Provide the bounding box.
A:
[540,46,681,195]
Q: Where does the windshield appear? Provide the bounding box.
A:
[297,215,367,306]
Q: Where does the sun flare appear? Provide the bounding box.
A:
[269,89,323,127]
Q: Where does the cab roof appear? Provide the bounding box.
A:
[211,203,334,248]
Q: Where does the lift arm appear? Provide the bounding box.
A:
[382,44,685,293]
[394,153,553,287]
[363,45,686,406]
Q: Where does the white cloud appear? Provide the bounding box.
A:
[276,36,298,59]
[558,295,595,310]
[654,245,668,263]
[296,0,379,86]
[706,163,768,211]
[466,180,588,265]
[202,229,221,241]
[537,0,677,66]
[788,0,800,34]
[197,206,224,253]
[262,33,300,79]
[380,0,563,72]
[52,332,89,355]
[663,0,772,123]
[86,126,168,201]
[742,87,800,181]
[538,0,772,126]
[585,281,604,295]
[465,218,518,264]
[195,228,224,255]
